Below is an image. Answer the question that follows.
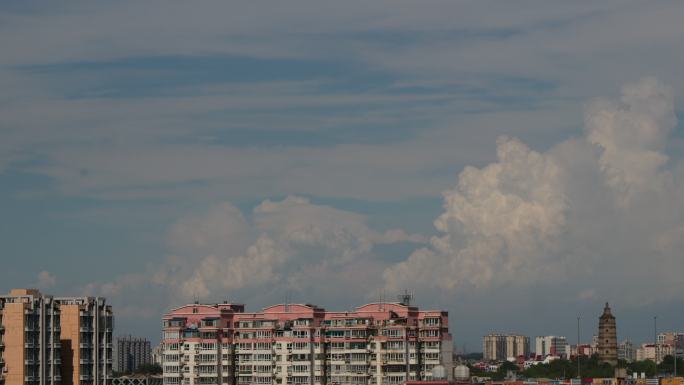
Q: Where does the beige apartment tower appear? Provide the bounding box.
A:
[55,298,113,385]
[0,290,114,385]
[597,302,618,366]
[0,289,62,385]
[483,334,530,361]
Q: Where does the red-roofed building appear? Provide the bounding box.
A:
[161,301,453,385]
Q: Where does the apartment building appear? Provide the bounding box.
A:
[534,336,568,358]
[161,301,452,385]
[151,345,163,367]
[657,332,684,350]
[635,343,673,364]
[115,337,151,373]
[55,297,114,385]
[0,289,62,385]
[618,340,636,363]
[483,335,529,361]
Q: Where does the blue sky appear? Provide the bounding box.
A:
[2,0,684,348]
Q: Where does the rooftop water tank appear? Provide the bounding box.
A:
[431,365,447,380]
[454,364,470,381]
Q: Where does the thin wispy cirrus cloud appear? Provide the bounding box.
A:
[1,1,684,346]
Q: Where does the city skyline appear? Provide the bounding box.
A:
[2,1,684,351]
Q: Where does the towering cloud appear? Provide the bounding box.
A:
[383,78,684,303]
[85,78,684,323]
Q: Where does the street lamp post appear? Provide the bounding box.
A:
[654,316,658,364]
[577,316,581,381]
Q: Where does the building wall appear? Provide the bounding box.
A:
[0,289,62,385]
[56,299,113,385]
[60,306,81,385]
[3,303,26,385]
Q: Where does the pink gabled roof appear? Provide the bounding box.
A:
[163,301,448,327]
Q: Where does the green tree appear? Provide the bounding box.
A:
[628,360,657,378]
[657,355,684,375]
[492,361,520,380]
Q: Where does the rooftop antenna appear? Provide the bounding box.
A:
[397,289,413,306]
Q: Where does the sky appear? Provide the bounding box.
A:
[2,0,684,350]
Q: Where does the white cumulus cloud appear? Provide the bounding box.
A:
[383,77,684,305]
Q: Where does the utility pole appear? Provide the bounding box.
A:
[654,316,658,364]
[577,316,581,381]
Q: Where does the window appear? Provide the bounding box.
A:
[424,318,440,326]
[164,331,180,339]
[382,329,404,338]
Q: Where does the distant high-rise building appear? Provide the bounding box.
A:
[483,334,529,361]
[162,301,453,385]
[535,336,568,358]
[151,345,163,367]
[55,297,114,385]
[115,337,151,374]
[0,289,62,385]
[618,340,636,362]
[657,332,684,350]
[636,343,673,363]
[597,302,618,366]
